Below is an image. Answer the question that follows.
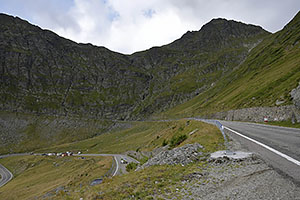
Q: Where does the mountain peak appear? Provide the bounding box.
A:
[201,17,266,35]
[0,13,270,120]
[283,10,300,29]
[169,18,269,51]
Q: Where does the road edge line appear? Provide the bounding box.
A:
[112,156,119,176]
[224,126,300,166]
[0,164,13,187]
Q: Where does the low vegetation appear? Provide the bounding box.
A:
[158,13,300,119]
[40,119,223,155]
[126,162,138,172]
[0,111,127,155]
[0,155,112,199]
[162,139,168,146]
[82,161,208,199]
[0,119,224,199]
[261,121,300,129]
[169,134,188,148]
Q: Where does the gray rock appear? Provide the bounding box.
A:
[210,105,300,123]
[55,186,65,194]
[90,178,103,186]
[0,13,268,121]
[291,81,300,110]
[275,99,285,105]
[139,143,204,169]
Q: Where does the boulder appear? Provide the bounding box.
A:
[138,143,204,169]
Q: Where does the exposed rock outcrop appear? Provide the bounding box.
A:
[0,13,268,120]
[0,112,130,154]
[210,105,300,123]
[138,143,204,170]
[291,82,300,110]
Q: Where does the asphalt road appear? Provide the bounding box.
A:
[218,120,300,183]
[0,164,13,187]
[0,153,28,188]
[0,153,30,159]
[75,154,139,176]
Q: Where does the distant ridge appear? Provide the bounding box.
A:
[0,13,268,120]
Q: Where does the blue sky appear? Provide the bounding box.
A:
[1,0,300,54]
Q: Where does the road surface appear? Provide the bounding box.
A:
[0,153,28,187]
[218,120,300,184]
[75,154,139,176]
[0,164,13,187]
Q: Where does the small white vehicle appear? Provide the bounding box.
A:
[121,159,128,164]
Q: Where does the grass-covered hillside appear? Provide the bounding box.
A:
[0,119,223,199]
[0,111,129,155]
[39,119,223,155]
[0,13,270,155]
[160,11,300,119]
[0,155,112,199]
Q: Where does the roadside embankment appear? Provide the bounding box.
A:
[124,127,300,199]
[173,131,300,200]
[209,105,300,123]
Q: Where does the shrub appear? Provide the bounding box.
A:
[162,139,168,146]
[126,162,138,172]
[170,134,187,148]
[140,156,149,165]
[178,127,184,131]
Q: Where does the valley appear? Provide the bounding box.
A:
[0,9,300,200]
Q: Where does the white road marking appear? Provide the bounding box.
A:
[224,126,300,166]
[0,164,13,187]
[112,156,119,177]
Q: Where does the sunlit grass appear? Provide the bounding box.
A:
[40,119,223,155]
[0,155,112,200]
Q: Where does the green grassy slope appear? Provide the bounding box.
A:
[0,111,127,155]
[0,155,112,199]
[40,119,223,155]
[129,20,269,118]
[160,12,300,119]
[0,120,223,199]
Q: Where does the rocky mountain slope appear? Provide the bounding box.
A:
[0,13,268,120]
[162,11,300,120]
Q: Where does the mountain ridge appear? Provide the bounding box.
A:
[0,12,268,120]
[1,11,300,155]
[161,11,300,119]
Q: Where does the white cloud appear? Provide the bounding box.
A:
[1,0,300,54]
[47,0,198,54]
[107,3,197,53]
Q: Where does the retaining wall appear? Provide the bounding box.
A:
[210,105,300,123]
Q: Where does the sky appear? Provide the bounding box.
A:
[1,0,300,54]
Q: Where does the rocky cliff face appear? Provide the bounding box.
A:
[291,82,300,110]
[210,105,300,123]
[0,13,269,120]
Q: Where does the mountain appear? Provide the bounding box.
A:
[162,11,300,119]
[0,13,268,120]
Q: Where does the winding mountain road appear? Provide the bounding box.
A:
[75,154,139,176]
[0,153,138,188]
[217,120,300,183]
[0,164,13,187]
[0,153,29,187]
[1,119,299,186]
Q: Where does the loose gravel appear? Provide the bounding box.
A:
[155,134,300,199]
